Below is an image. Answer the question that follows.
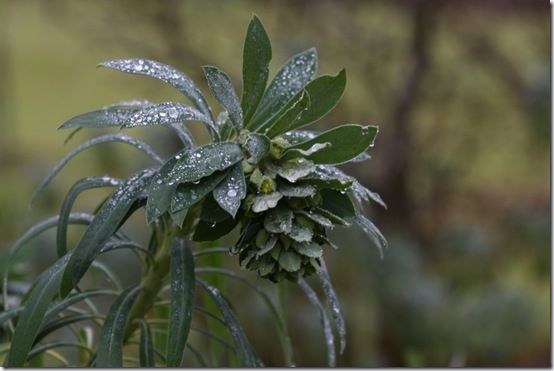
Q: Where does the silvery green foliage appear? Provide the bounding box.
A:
[3,15,385,367]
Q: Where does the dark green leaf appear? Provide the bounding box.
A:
[60,169,154,297]
[241,15,272,125]
[192,215,240,242]
[138,320,155,367]
[278,250,301,272]
[213,163,246,217]
[295,242,323,258]
[203,66,243,129]
[57,176,121,257]
[197,279,263,367]
[248,48,317,130]
[31,134,161,205]
[99,59,213,120]
[0,307,23,326]
[319,189,356,220]
[275,157,315,183]
[244,133,270,164]
[6,255,70,367]
[146,153,182,224]
[96,285,142,367]
[58,106,144,130]
[317,259,346,354]
[171,170,229,212]
[166,240,195,367]
[264,90,311,138]
[264,205,293,234]
[354,215,387,258]
[36,313,102,344]
[252,192,283,213]
[285,124,378,164]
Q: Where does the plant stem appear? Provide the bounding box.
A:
[124,225,176,341]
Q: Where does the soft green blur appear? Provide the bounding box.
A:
[0,0,549,367]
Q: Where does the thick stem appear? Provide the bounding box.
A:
[124,225,176,341]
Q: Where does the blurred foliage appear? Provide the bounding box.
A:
[0,0,549,367]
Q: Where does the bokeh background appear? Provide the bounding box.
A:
[0,0,550,367]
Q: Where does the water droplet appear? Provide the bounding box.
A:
[227,189,237,197]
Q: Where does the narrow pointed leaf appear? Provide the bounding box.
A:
[317,259,346,354]
[6,255,70,367]
[122,102,213,132]
[138,320,155,367]
[146,152,184,224]
[285,124,378,165]
[96,285,142,367]
[249,48,317,130]
[354,214,387,258]
[57,176,121,257]
[99,59,213,120]
[298,278,336,367]
[171,170,229,212]
[320,189,356,220]
[264,90,311,138]
[166,240,195,367]
[31,133,162,204]
[203,66,243,129]
[58,107,144,130]
[213,163,246,217]
[61,169,155,297]
[197,279,263,367]
[241,15,272,124]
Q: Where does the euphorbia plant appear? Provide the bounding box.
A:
[1,16,385,367]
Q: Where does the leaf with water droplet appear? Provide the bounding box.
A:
[244,133,270,164]
[203,66,243,129]
[278,183,316,198]
[252,192,283,213]
[99,59,213,120]
[319,189,356,222]
[171,170,229,213]
[264,205,293,234]
[213,163,246,217]
[296,210,334,229]
[58,104,150,130]
[275,157,315,183]
[285,223,313,243]
[278,250,301,272]
[248,48,317,131]
[317,259,346,354]
[281,130,318,145]
[294,242,323,258]
[354,214,387,258]
[264,90,311,138]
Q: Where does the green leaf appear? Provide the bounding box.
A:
[275,157,315,183]
[203,66,243,129]
[354,214,387,258]
[60,169,154,297]
[278,183,316,198]
[146,154,182,224]
[278,250,301,272]
[6,255,70,367]
[167,142,244,185]
[248,48,317,131]
[99,59,213,120]
[252,192,283,213]
[319,189,356,220]
[285,224,313,243]
[0,307,23,326]
[122,102,213,131]
[241,15,272,125]
[317,259,346,354]
[244,133,270,164]
[264,90,311,138]
[96,285,142,367]
[57,176,121,257]
[31,133,162,205]
[294,242,323,258]
[192,196,240,241]
[197,279,263,367]
[285,124,378,164]
[166,240,195,367]
[58,106,145,130]
[171,170,229,212]
[213,163,247,217]
[264,205,293,234]
[138,320,155,367]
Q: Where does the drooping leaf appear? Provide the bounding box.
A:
[166,142,243,185]
[6,255,70,367]
[171,170,229,212]
[99,59,213,120]
[249,48,317,131]
[57,176,121,257]
[166,240,195,367]
[31,134,162,204]
[122,102,214,133]
[241,15,272,125]
[319,189,356,220]
[96,285,142,367]
[296,210,334,229]
[284,124,378,165]
[298,278,336,367]
[301,165,353,191]
[170,123,196,148]
[203,66,243,129]
[58,106,146,130]
[354,214,388,258]
[244,133,270,164]
[193,196,240,241]
[43,289,118,325]
[27,341,93,364]
[197,279,263,367]
[264,90,311,138]
[317,259,346,354]
[60,169,155,297]
[138,320,155,367]
[213,163,246,217]
[36,313,102,344]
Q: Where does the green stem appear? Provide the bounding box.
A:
[124,225,176,341]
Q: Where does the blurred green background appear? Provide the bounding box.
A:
[0,0,549,367]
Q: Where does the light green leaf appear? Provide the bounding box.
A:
[278,184,316,198]
[241,15,272,125]
[99,59,213,120]
[96,286,142,367]
[171,170,229,212]
[285,124,378,164]
[244,133,270,164]
[166,240,195,367]
[6,255,70,367]
[278,250,301,272]
[285,224,313,243]
[275,157,315,183]
[252,192,283,213]
[203,66,243,129]
[60,169,154,297]
[294,242,323,258]
[249,48,317,131]
[197,279,263,367]
[213,163,246,217]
